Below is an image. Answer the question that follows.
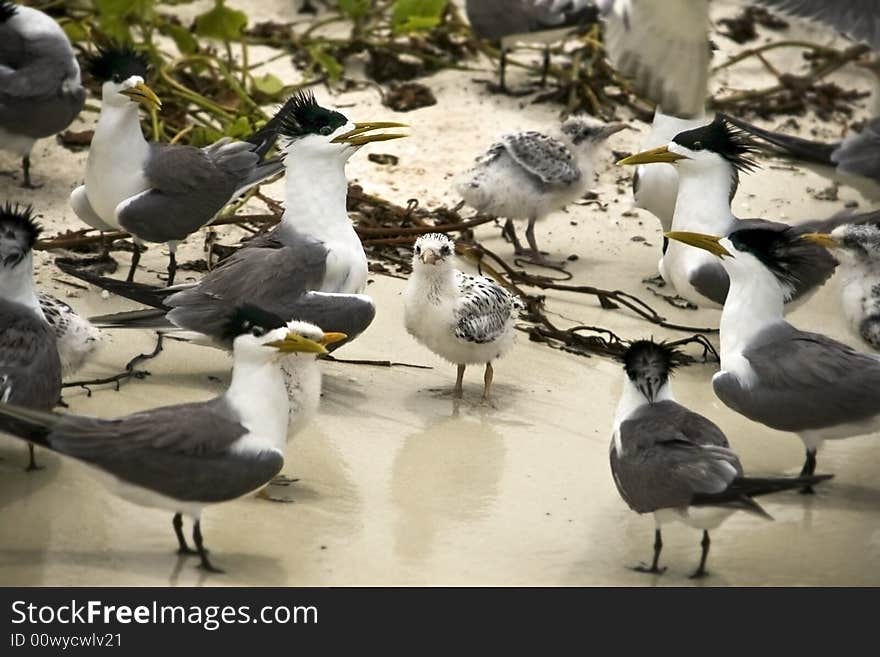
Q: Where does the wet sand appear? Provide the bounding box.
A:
[1,1,879,586]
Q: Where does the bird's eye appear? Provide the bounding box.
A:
[692,141,703,150]
[112,74,123,83]
[415,245,421,254]
[251,326,267,337]
[440,245,451,255]
[319,125,333,136]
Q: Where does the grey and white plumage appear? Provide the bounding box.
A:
[465,0,598,91]
[0,2,85,187]
[619,115,838,308]
[754,0,880,51]
[666,225,880,484]
[37,292,102,377]
[458,116,625,265]
[0,203,61,471]
[611,340,831,578]
[0,308,335,572]
[69,44,283,285]
[404,233,523,400]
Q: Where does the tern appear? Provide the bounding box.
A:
[666,226,880,490]
[37,292,103,378]
[465,0,598,93]
[611,340,832,578]
[0,203,61,471]
[618,115,837,308]
[458,116,625,266]
[0,306,342,573]
[59,91,403,362]
[0,1,85,187]
[70,44,283,285]
[404,233,523,400]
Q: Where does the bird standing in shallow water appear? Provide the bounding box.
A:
[458,116,625,267]
[611,340,832,578]
[0,307,341,573]
[405,233,523,401]
[666,226,880,490]
[0,1,85,187]
[0,203,61,471]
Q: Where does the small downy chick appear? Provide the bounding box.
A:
[457,116,626,266]
[404,234,524,400]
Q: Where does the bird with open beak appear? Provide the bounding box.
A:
[665,226,880,490]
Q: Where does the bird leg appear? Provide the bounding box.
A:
[454,364,466,399]
[540,47,551,86]
[499,48,508,93]
[165,250,177,287]
[521,216,566,267]
[192,520,223,573]
[689,530,711,579]
[25,444,43,472]
[21,155,41,189]
[631,529,666,574]
[502,218,527,255]
[482,362,494,402]
[173,513,198,555]
[126,242,142,282]
[799,448,818,495]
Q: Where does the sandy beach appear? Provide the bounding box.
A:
[1,0,878,586]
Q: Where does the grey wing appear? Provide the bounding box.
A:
[454,272,520,344]
[601,0,710,117]
[832,119,880,181]
[754,0,880,50]
[689,262,729,305]
[283,292,375,346]
[48,398,282,503]
[502,131,581,185]
[0,305,61,411]
[714,323,880,432]
[166,236,329,342]
[611,407,741,514]
[117,140,263,243]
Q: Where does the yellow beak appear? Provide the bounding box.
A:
[331,121,408,146]
[266,331,347,354]
[617,145,689,166]
[120,81,162,112]
[799,232,839,248]
[664,231,732,258]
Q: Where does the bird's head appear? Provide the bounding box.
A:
[225,305,345,363]
[622,340,679,403]
[561,116,627,149]
[268,90,406,162]
[412,233,455,270]
[618,114,758,180]
[0,202,40,271]
[666,225,835,297]
[85,44,161,112]
[0,1,17,23]
[807,221,880,267]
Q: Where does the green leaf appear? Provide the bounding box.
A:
[93,0,154,42]
[251,73,285,99]
[62,21,90,43]
[190,126,225,147]
[194,0,247,41]
[307,44,344,81]
[225,116,253,139]
[391,0,447,34]
[338,0,370,20]
[159,22,199,55]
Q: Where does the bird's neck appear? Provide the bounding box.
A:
[0,256,44,321]
[281,154,350,243]
[415,265,457,302]
[92,103,147,155]
[720,265,785,363]
[612,376,673,455]
[225,358,289,452]
[672,165,736,232]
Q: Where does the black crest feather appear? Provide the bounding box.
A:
[84,43,149,83]
[673,114,760,173]
[0,202,42,250]
[268,90,348,139]
[221,304,286,341]
[623,340,680,380]
[0,1,17,22]
[729,226,830,292]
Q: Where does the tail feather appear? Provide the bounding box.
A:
[55,261,173,310]
[721,114,838,165]
[89,308,173,330]
[692,474,833,518]
[0,402,61,447]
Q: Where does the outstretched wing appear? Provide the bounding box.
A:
[502,131,581,185]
